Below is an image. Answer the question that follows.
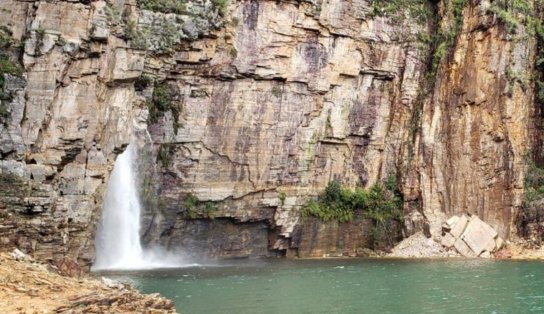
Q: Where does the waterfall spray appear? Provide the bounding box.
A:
[93,144,144,270]
[92,143,187,271]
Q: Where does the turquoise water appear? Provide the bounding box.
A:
[100,259,544,314]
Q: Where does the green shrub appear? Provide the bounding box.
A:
[147,80,173,123]
[486,0,544,38]
[124,21,149,50]
[426,0,467,81]
[212,0,228,15]
[183,193,199,210]
[368,0,432,24]
[157,144,174,168]
[489,6,520,32]
[135,74,152,92]
[182,196,220,219]
[525,161,544,203]
[0,28,22,80]
[187,208,198,219]
[229,46,237,58]
[519,156,544,242]
[149,18,179,54]
[137,0,187,14]
[204,202,218,218]
[0,102,8,120]
[104,4,122,26]
[0,26,14,49]
[532,2,544,109]
[153,81,172,110]
[301,177,403,224]
[279,191,286,206]
[146,80,182,132]
[0,54,22,85]
[0,27,23,120]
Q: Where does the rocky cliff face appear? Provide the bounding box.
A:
[0,0,148,267]
[0,0,542,267]
[417,0,536,240]
[139,0,429,258]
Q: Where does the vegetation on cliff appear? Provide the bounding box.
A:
[519,159,544,244]
[145,79,183,133]
[369,0,432,22]
[148,80,174,123]
[137,0,187,14]
[301,177,403,224]
[0,26,22,119]
[137,0,227,15]
[301,178,404,248]
[178,193,219,219]
[525,161,544,203]
[371,0,544,82]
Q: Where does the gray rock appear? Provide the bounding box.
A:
[11,248,30,261]
[101,277,124,289]
[182,21,200,40]
[91,21,110,42]
[62,41,79,55]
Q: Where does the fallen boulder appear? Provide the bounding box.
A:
[449,215,469,239]
[440,214,503,258]
[461,216,498,256]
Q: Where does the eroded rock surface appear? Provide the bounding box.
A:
[140,0,430,258]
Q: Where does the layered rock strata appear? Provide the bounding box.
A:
[0,0,541,266]
[140,0,430,258]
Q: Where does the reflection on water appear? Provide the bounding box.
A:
[98,258,544,314]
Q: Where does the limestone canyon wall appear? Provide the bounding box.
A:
[0,0,541,267]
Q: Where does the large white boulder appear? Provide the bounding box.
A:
[454,238,477,257]
[461,216,498,256]
[440,214,502,257]
[450,215,469,238]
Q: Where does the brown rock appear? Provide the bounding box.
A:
[56,257,81,278]
[494,249,513,259]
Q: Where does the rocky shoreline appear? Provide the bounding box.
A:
[0,250,176,314]
[388,232,544,260]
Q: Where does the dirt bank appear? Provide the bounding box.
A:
[0,251,176,314]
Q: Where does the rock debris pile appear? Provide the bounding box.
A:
[0,250,176,313]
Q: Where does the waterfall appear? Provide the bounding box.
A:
[92,143,186,271]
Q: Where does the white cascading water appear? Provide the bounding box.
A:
[92,143,185,271]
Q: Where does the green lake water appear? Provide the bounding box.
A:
[99,258,544,314]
